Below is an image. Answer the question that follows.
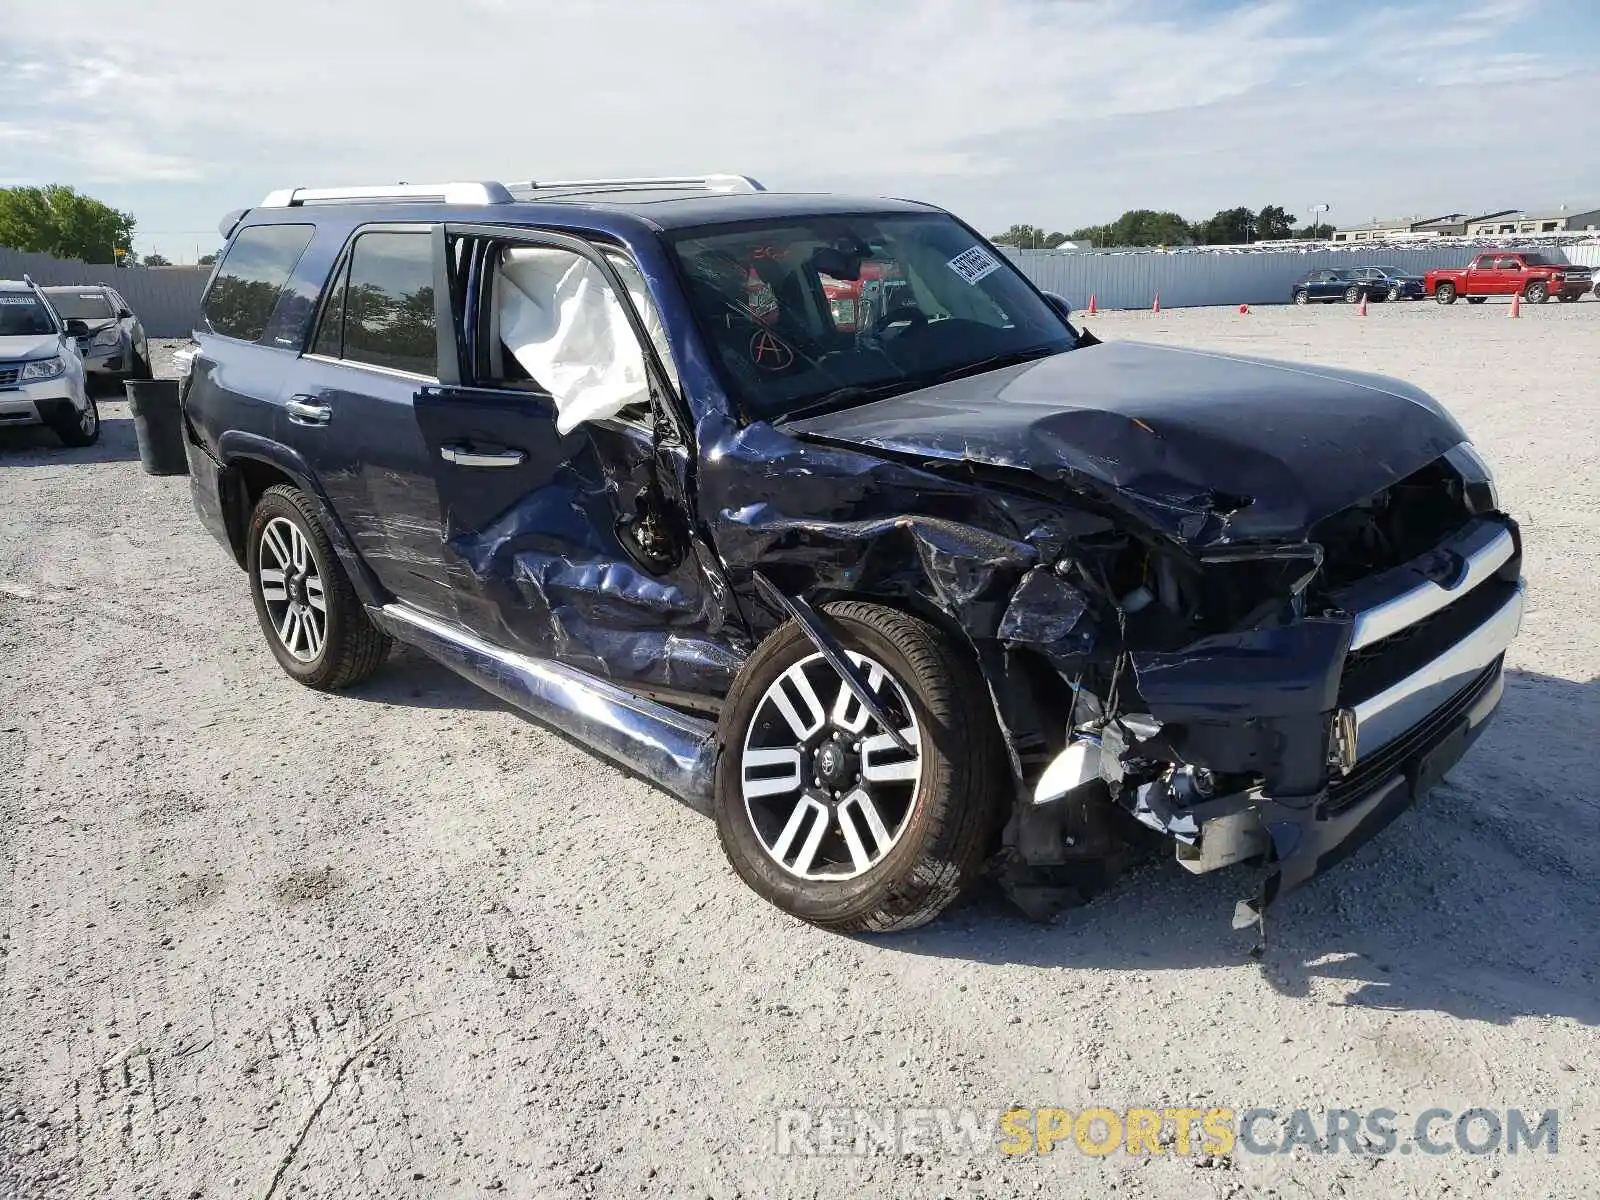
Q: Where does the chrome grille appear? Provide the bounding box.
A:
[0,366,19,388]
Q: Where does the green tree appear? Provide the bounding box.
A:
[1255,205,1297,241]
[991,224,1069,249]
[1199,207,1256,245]
[141,252,173,267]
[198,252,219,266]
[0,185,136,263]
[1292,222,1334,240]
[1073,210,1195,248]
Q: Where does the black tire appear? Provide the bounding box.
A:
[1435,284,1457,304]
[1344,285,1361,304]
[1558,293,1578,303]
[1525,281,1548,304]
[245,484,390,690]
[51,396,100,447]
[1387,284,1402,302]
[713,601,1003,933]
[1467,297,1488,305]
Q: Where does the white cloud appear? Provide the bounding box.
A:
[0,0,1588,256]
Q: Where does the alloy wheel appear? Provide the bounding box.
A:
[257,516,328,663]
[740,651,922,881]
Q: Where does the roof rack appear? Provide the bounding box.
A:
[506,174,766,197]
[255,174,765,208]
[258,182,517,207]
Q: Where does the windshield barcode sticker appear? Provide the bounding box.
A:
[0,296,39,305]
[947,245,1001,286]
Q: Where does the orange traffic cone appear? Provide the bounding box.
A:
[1509,291,1522,318]
[1152,291,1161,313]
[1087,293,1098,315]
[1239,303,1250,314]
[1358,293,1368,316]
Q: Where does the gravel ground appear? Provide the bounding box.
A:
[1,307,1596,1200]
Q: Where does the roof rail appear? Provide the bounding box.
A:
[258,182,517,207]
[507,174,766,197]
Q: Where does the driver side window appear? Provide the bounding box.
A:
[471,239,659,432]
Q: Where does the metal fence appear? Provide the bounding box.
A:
[1003,243,1600,310]
[0,248,208,337]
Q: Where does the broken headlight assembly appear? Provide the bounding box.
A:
[1444,440,1500,515]
[1109,540,1324,644]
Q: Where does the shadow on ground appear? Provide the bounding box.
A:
[877,666,1600,1027]
[343,643,506,712]
[0,413,141,466]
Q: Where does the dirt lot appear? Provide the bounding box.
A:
[2,305,1597,1200]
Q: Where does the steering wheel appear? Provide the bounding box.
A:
[870,304,929,337]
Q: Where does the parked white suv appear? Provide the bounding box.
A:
[0,278,98,446]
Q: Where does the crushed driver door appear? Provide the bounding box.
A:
[410,224,746,705]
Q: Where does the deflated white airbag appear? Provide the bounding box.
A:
[497,247,650,434]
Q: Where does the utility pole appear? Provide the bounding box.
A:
[1309,203,1331,240]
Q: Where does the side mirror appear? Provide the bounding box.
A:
[1042,292,1073,320]
[117,308,133,320]
[63,318,90,337]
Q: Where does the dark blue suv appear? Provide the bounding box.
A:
[183,176,1523,932]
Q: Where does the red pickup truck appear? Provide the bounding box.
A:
[1426,252,1593,304]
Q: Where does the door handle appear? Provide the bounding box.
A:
[440,444,526,468]
[286,396,332,426]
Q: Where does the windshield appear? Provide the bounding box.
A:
[666,213,1078,422]
[43,290,114,320]
[0,294,58,337]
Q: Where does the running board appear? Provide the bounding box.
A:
[370,603,716,812]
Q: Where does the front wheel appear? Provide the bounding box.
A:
[1524,282,1548,304]
[51,396,100,447]
[246,484,390,689]
[714,601,1003,933]
[1344,285,1362,304]
[1387,284,1402,302]
[1434,284,1457,304]
[1293,289,1309,306]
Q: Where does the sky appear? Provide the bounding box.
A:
[2,0,1598,262]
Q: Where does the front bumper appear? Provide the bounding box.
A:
[0,375,79,428]
[1121,515,1523,912]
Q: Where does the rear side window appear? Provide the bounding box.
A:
[335,231,437,377]
[203,224,315,342]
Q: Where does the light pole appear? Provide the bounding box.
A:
[1309,203,1330,240]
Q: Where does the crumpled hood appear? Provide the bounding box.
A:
[782,340,1469,547]
[0,333,63,363]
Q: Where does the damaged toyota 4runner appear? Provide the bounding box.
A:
[182,176,1524,932]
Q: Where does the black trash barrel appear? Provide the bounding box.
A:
[124,379,189,476]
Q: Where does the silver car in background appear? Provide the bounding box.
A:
[40,285,151,386]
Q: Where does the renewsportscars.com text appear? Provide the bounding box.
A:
[774,1106,1559,1158]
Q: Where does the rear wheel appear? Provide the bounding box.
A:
[246,484,390,690]
[1434,283,1457,304]
[714,601,1003,933]
[1525,281,1549,304]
